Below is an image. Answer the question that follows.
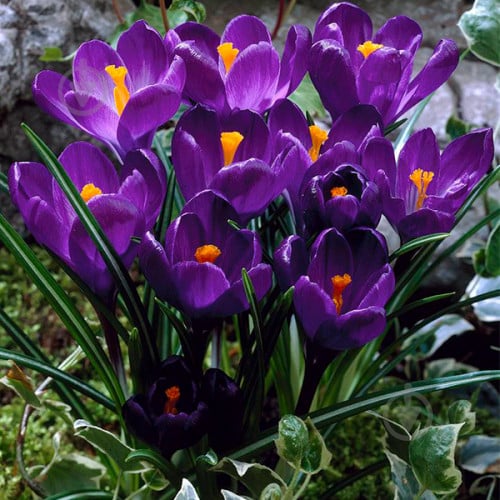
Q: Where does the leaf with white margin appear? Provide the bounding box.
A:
[74,419,148,472]
[174,478,200,500]
[403,314,474,359]
[221,491,251,500]
[409,424,463,494]
[466,275,500,322]
[460,435,500,474]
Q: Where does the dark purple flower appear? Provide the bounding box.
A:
[33,21,185,160]
[174,15,311,114]
[122,356,208,458]
[274,228,394,351]
[309,2,459,126]
[172,105,283,222]
[139,191,272,318]
[362,128,494,242]
[9,142,165,299]
[268,100,382,235]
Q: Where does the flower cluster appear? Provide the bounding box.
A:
[9,2,494,458]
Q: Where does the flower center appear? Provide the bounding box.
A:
[195,244,222,264]
[220,131,244,166]
[409,168,434,210]
[163,385,180,415]
[80,183,102,203]
[217,42,239,73]
[308,125,328,162]
[330,186,348,198]
[331,273,352,315]
[105,65,130,116]
[357,40,384,58]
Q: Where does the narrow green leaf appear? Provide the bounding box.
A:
[0,171,8,194]
[0,211,124,408]
[409,424,463,494]
[390,233,449,260]
[45,492,114,500]
[0,348,115,411]
[384,118,407,136]
[458,0,500,65]
[126,448,182,488]
[230,371,500,462]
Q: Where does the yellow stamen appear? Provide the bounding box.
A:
[217,42,240,73]
[308,125,328,162]
[409,168,434,210]
[330,186,348,198]
[105,64,130,116]
[80,183,102,203]
[163,386,180,415]
[357,40,384,58]
[331,273,352,315]
[195,244,222,264]
[220,131,244,166]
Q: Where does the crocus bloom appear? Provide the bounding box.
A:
[362,127,494,242]
[274,228,394,350]
[172,105,283,222]
[139,190,272,319]
[174,15,311,114]
[33,21,186,160]
[309,2,459,126]
[268,99,383,233]
[9,142,166,299]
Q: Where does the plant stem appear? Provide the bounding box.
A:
[112,0,124,24]
[271,0,286,39]
[159,0,170,32]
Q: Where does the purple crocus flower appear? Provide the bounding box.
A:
[174,15,311,114]
[362,127,494,242]
[139,190,272,319]
[172,104,284,223]
[123,356,243,457]
[268,99,383,233]
[33,21,186,160]
[274,228,394,351]
[9,142,166,299]
[308,2,459,126]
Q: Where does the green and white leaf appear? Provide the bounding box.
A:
[459,435,500,474]
[448,400,476,434]
[74,419,146,472]
[409,424,463,494]
[465,275,500,322]
[212,458,286,498]
[275,414,309,469]
[174,478,200,500]
[301,417,332,474]
[458,0,500,66]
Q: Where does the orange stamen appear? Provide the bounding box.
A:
[220,131,244,166]
[105,65,130,115]
[163,386,180,415]
[217,42,240,73]
[331,273,352,315]
[80,183,102,203]
[308,125,328,162]
[357,40,384,58]
[195,244,222,264]
[330,186,348,198]
[409,168,434,210]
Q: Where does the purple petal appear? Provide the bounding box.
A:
[32,71,78,127]
[221,15,271,49]
[324,195,359,231]
[117,84,182,152]
[358,264,395,309]
[276,24,312,98]
[315,307,386,350]
[167,212,205,263]
[294,276,336,341]
[268,99,311,149]
[325,104,383,150]
[397,39,459,119]
[174,41,226,110]
[117,20,168,91]
[361,137,397,188]
[175,22,220,61]
[309,40,358,120]
[73,40,124,108]
[225,43,280,113]
[397,208,455,243]
[308,229,353,294]
[273,235,308,289]
[374,16,422,55]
